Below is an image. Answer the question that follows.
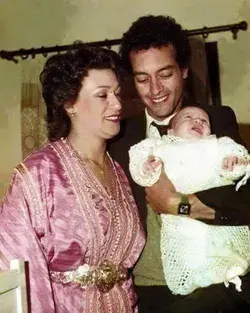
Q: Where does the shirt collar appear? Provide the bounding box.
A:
[145,109,177,138]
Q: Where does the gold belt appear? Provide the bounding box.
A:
[50,260,128,293]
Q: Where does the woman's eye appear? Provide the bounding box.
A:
[136,77,148,83]
[97,94,107,99]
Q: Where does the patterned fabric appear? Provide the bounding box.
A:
[0,139,145,313]
[21,58,48,159]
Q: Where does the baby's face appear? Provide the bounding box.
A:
[170,107,211,140]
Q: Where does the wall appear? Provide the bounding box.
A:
[0,0,78,197]
[0,61,21,196]
[0,0,250,197]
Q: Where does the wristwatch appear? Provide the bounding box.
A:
[178,194,191,215]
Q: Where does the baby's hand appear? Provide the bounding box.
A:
[143,156,162,174]
[222,156,247,171]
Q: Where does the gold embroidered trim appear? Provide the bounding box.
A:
[15,163,44,232]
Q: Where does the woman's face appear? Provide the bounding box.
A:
[70,68,122,140]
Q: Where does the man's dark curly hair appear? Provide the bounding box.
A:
[40,46,122,142]
[119,15,190,72]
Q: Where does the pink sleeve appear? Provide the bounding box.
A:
[0,166,56,313]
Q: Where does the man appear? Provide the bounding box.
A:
[109,15,250,313]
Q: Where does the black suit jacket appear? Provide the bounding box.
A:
[109,105,250,231]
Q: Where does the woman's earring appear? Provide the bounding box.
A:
[69,108,77,117]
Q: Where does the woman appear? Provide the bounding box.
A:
[0,47,145,313]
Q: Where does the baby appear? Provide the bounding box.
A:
[129,106,250,296]
[130,106,249,192]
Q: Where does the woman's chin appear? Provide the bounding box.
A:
[102,125,120,140]
[111,127,120,138]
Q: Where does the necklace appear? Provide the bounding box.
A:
[63,138,107,180]
[82,155,107,180]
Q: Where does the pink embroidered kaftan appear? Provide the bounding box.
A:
[0,139,145,313]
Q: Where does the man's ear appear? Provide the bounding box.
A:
[182,68,188,79]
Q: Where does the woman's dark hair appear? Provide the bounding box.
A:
[40,45,123,142]
[119,15,190,73]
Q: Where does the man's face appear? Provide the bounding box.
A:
[130,45,188,121]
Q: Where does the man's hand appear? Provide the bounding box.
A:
[188,194,215,220]
[145,170,215,220]
[145,170,177,214]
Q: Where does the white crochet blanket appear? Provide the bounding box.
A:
[161,215,250,295]
[129,135,250,192]
[129,135,250,295]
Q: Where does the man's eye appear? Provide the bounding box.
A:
[160,72,173,78]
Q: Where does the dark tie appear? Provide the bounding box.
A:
[151,121,169,137]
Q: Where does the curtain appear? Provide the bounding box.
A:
[20,39,214,152]
[21,57,47,158]
[187,36,212,106]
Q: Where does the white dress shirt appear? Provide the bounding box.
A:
[145,109,176,138]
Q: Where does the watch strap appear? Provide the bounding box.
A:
[178,194,191,215]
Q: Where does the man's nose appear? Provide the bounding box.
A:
[150,78,164,96]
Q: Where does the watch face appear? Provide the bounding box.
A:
[178,203,190,215]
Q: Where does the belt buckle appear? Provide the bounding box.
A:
[95,260,127,293]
